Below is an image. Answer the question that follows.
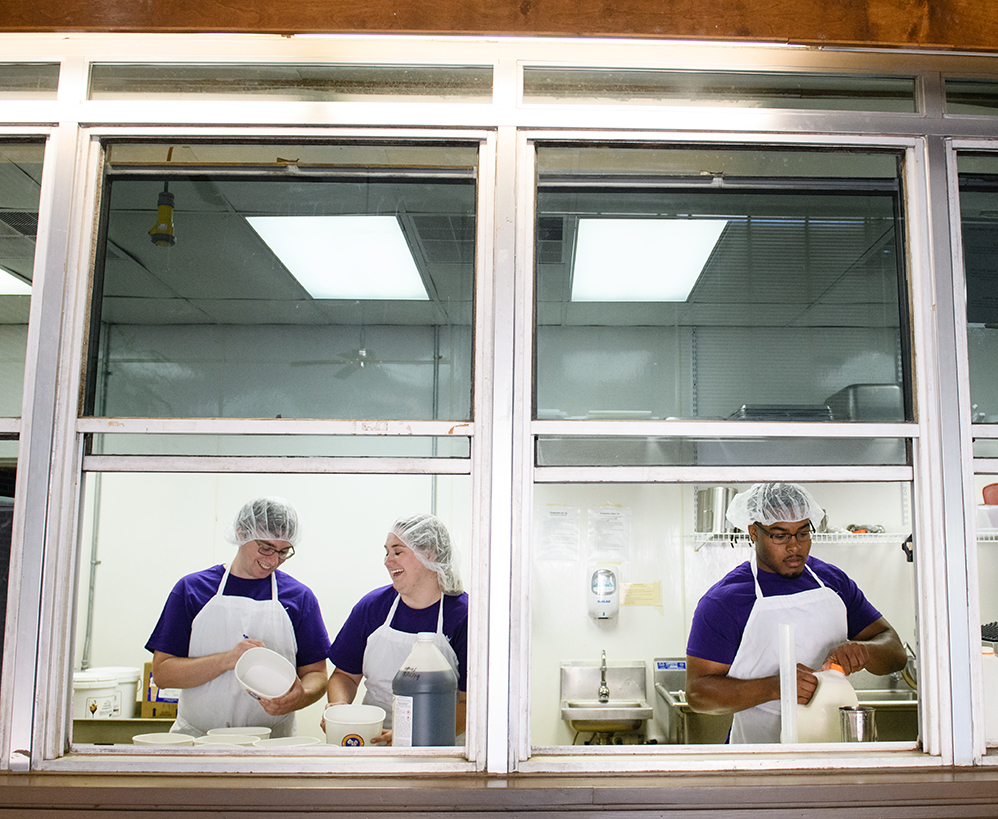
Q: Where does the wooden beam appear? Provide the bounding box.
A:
[1,0,997,52]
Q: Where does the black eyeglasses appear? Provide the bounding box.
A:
[754,522,814,547]
[256,541,295,561]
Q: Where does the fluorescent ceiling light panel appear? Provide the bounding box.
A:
[571,218,727,302]
[246,215,428,300]
[0,267,30,295]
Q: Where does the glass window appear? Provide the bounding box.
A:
[0,63,59,100]
[0,143,42,418]
[89,64,493,103]
[86,143,477,423]
[530,481,917,748]
[524,69,916,113]
[534,146,910,424]
[957,155,998,424]
[945,79,998,115]
[73,470,471,749]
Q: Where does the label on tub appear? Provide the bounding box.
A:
[656,660,686,671]
[84,695,115,719]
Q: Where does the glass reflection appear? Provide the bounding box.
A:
[0,143,43,418]
[86,144,477,421]
[534,147,910,423]
[958,155,998,424]
[530,481,916,747]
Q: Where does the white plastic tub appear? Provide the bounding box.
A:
[207,726,272,739]
[73,671,117,720]
[87,666,141,718]
[132,732,194,746]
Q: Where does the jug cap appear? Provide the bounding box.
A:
[828,662,845,674]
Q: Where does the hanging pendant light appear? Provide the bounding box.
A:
[148,182,176,247]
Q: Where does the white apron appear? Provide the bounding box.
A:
[727,557,847,744]
[172,565,298,738]
[361,594,459,729]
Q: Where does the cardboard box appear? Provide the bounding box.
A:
[141,661,179,719]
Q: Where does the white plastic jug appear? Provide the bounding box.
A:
[796,663,858,743]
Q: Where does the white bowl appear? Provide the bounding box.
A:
[193,734,258,746]
[207,726,272,739]
[234,647,296,699]
[132,732,194,746]
[253,736,322,747]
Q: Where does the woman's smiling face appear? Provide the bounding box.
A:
[383,532,435,594]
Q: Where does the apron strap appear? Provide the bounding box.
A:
[751,554,826,599]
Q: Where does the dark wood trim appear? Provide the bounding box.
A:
[2,0,998,53]
[2,767,998,817]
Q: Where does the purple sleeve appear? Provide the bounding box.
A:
[144,579,202,657]
[686,593,745,666]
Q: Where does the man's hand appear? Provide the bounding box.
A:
[823,640,872,675]
[795,663,819,704]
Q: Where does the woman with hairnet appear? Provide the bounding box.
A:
[324,513,468,744]
[684,483,906,744]
[146,497,330,738]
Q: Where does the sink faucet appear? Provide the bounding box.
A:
[598,650,610,702]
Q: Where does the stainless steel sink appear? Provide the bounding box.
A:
[560,659,651,735]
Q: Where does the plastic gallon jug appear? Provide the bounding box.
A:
[796,663,859,743]
[391,632,458,747]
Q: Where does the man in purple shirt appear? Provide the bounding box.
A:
[685,483,907,743]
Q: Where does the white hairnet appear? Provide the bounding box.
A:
[725,483,825,533]
[225,497,301,547]
[391,513,463,595]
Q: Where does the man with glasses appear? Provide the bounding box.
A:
[146,497,329,738]
[685,482,906,743]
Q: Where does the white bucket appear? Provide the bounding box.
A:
[87,666,141,718]
[193,734,258,746]
[254,736,322,748]
[73,671,117,720]
[323,703,386,747]
[234,647,296,700]
[207,726,272,739]
[132,732,194,746]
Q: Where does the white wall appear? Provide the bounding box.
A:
[74,471,471,740]
[530,481,915,746]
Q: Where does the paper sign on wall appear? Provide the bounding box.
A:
[535,506,581,561]
[588,505,631,562]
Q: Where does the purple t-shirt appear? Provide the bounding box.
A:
[686,556,882,666]
[145,564,330,668]
[327,585,469,691]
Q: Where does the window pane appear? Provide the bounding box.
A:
[974,475,998,747]
[74,471,471,747]
[535,146,909,423]
[90,64,493,103]
[524,69,916,113]
[536,436,908,467]
[0,143,43,418]
[958,155,998,424]
[530,481,916,747]
[0,63,59,99]
[87,143,477,421]
[89,433,470,458]
[946,79,998,115]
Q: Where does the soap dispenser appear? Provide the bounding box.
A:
[588,566,619,620]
